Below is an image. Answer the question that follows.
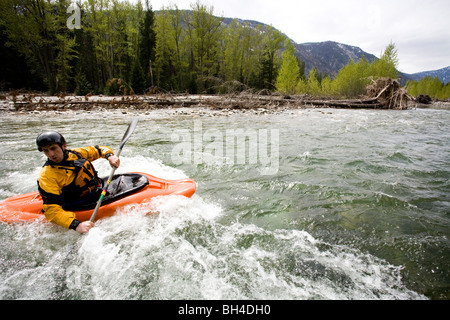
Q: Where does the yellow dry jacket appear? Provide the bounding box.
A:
[37,145,114,229]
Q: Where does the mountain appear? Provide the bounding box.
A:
[294,42,450,84]
[293,41,378,77]
[401,66,450,84]
[221,17,378,78]
[222,14,449,84]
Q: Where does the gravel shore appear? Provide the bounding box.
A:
[1,93,449,114]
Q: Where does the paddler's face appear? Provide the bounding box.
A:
[42,143,66,163]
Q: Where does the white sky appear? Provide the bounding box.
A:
[143,0,450,74]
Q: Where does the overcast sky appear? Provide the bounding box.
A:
[145,0,449,74]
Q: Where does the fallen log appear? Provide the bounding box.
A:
[5,79,410,112]
[308,78,410,110]
[308,100,384,108]
[9,93,301,111]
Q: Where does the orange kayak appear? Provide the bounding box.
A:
[0,172,196,224]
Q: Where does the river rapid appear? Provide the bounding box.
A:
[0,106,449,300]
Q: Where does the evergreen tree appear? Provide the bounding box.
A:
[130,58,146,94]
[169,5,186,91]
[407,76,449,100]
[296,78,307,94]
[259,26,284,90]
[73,27,101,94]
[222,20,242,82]
[139,0,156,88]
[306,68,321,96]
[222,20,264,90]
[275,39,299,94]
[406,80,418,97]
[369,41,399,79]
[154,6,177,91]
[297,57,306,80]
[321,76,333,97]
[75,69,92,96]
[442,83,450,100]
[186,1,223,92]
[331,57,371,98]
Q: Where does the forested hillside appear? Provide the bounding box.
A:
[0,0,286,95]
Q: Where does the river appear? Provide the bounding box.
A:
[0,106,448,300]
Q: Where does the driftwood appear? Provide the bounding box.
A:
[3,78,410,112]
[309,78,409,110]
[307,99,383,109]
[415,94,432,104]
[6,93,303,112]
[365,77,409,110]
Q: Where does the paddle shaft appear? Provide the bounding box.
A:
[89,148,122,222]
[89,118,139,223]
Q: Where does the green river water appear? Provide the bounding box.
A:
[0,107,448,300]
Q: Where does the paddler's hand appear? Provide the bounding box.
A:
[108,155,120,168]
[76,221,95,234]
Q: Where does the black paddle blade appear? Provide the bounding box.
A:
[119,118,139,149]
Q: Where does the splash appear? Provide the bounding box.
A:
[0,154,426,300]
[57,196,424,300]
[3,110,445,300]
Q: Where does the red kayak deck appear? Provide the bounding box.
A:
[0,172,196,223]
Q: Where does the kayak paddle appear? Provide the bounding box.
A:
[89,118,139,222]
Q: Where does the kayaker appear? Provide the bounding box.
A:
[36,131,120,234]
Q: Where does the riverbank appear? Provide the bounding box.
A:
[1,93,449,114]
[0,93,302,114]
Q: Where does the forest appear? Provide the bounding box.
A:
[0,0,448,100]
[0,0,285,95]
[406,76,450,101]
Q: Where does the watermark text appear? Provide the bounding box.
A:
[67,3,81,30]
[171,120,279,175]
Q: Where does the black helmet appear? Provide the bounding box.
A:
[36,131,66,152]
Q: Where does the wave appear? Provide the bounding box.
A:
[0,192,425,300]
